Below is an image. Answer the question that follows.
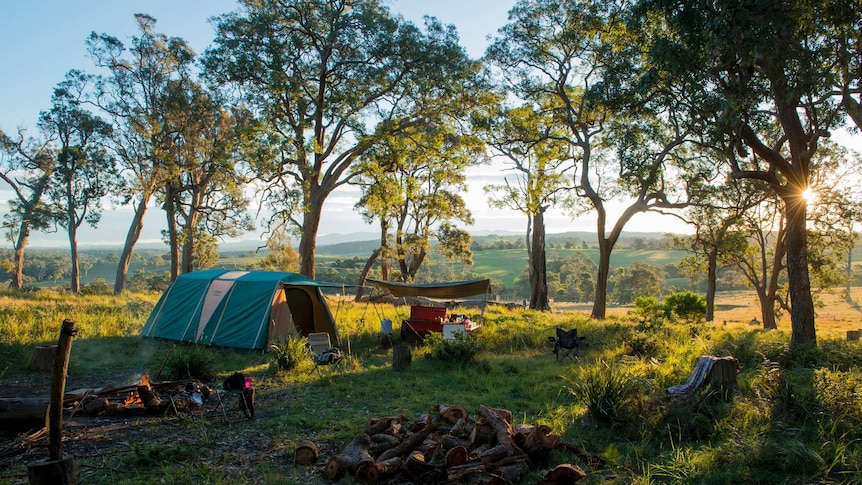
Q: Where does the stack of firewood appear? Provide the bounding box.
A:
[320,404,601,484]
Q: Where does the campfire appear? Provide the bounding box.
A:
[66,372,210,417]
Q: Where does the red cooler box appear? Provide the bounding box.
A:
[410,305,447,321]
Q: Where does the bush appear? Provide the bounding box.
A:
[163,344,216,380]
[663,290,707,323]
[81,278,113,295]
[569,360,639,425]
[270,331,308,372]
[632,296,664,329]
[426,331,480,363]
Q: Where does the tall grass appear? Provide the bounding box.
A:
[1,288,861,484]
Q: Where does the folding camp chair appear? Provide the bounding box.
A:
[307,332,344,375]
[549,327,586,362]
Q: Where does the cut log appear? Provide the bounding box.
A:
[494,457,531,483]
[392,344,412,371]
[445,445,470,468]
[364,415,406,436]
[437,404,469,424]
[0,398,49,423]
[476,405,523,458]
[516,424,560,462]
[377,422,441,462]
[442,435,472,451]
[294,440,319,465]
[370,433,401,456]
[478,444,511,464]
[404,450,444,481]
[325,433,373,480]
[540,463,587,484]
[136,385,167,415]
[448,462,500,485]
[666,355,739,401]
[28,345,57,372]
[82,397,108,416]
[364,456,402,483]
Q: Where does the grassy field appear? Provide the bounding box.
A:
[1,287,861,484]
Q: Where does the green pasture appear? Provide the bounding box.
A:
[1,288,860,484]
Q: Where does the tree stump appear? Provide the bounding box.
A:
[667,355,739,401]
[27,457,76,485]
[847,330,860,342]
[28,345,57,372]
[393,344,412,371]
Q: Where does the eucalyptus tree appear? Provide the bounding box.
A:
[803,143,862,301]
[637,0,855,348]
[41,71,121,293]
[487,0,705,319]
[159,82,256,276]
[352,119,481,285]
[87,14,199,293]
[481,103,576,310]
[0,129,55,288]
[675,177,770,321]
[203,0,485,278]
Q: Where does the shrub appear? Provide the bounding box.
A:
[426,331,480,363]
[270,331,308,372]
[663,290,707,323]
[81,278,113,295]
[632,296,665,329]
[163,344,216,381]
[569,360,639,425]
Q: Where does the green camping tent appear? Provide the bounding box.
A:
[141,270,341,350]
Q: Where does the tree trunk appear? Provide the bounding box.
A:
[591,239,611,320]
[298,197,323,278]
[784,197,816,348]
[760,294,778,330]
[11,221,31,289]
[180,207,200,275]
[68,225,80,294]
[841,92,862,131]
[114,196,149,294]
[164,183,180,280]
[529,211,549,311]
[847,247,854,304]
[705,246,718,322]
[355,248,381,301]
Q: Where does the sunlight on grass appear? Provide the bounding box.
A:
[1,288,861,484]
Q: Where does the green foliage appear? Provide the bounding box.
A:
[269,331,308,372]
[2,291,862,483]
[425,331,481,364]
[663,290,707,323]
[163,344,216,381]
[632,295,664,329]
[569,360,640,426]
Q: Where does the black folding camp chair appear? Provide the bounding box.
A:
[308,332,345,375]
[549,327,585,362]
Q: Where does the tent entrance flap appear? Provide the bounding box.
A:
[268,285,294,344]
